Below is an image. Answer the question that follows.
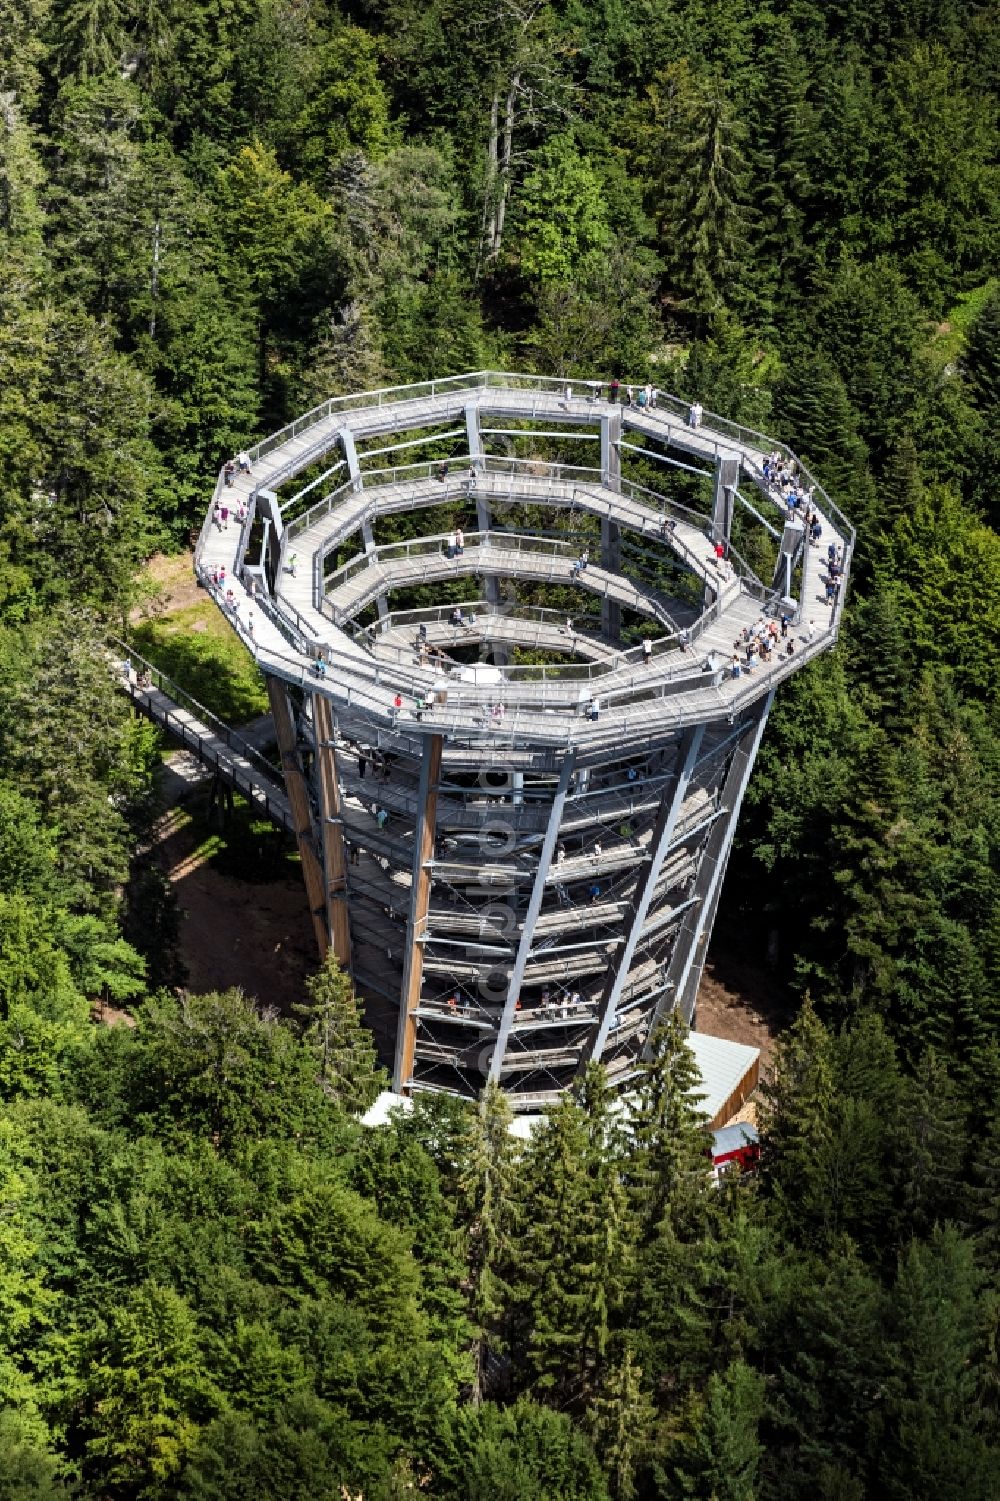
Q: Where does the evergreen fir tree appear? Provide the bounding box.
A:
[626,1013,712,1243]
[458,1081,518,1402]
[890,1047,967,1243]
[586,1347,654,1501]
[764,1248,887,1499]
[757,1000,840,1247]
[963,287,1000,414]
[294,953,384,1115]
[881,431,923,527]
[878,1228,1000,1501]
[512,1067,630,1411]
[668,1358,764,1501]
[662,78,751,328]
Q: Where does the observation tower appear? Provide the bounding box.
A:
[195,374,853,1110]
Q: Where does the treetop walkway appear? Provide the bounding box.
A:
[182,372,854,1105]
[194,372,853,755]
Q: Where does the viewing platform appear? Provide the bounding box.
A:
[193,372,853,1106]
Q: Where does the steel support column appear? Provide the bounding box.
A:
[711,458,738,546]
[361,517,388,621]
[601,517,622,642]
[488,754,577,1082]
[601,409,622,490]
[646,692,774,1046]
[578,726,704,1070]
[465,402,484,465]
[394,733,443,1093]
[340,427,362,491]
[466,402,498,609]
[708,458,739,610]
[773,521,805,611]
[312,693,352,966]
[267,676,329,957]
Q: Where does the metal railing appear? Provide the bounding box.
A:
[236,369,853,547]
[192,372,852,743]
[108,637,293,830]
[318,527,696,637]
[217,604,834,749]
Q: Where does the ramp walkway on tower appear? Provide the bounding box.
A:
[109,639,294,833]
[193,373,853,753]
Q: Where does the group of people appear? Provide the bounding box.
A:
[730,614,798,677]
[762,451,820,527]
[825,543,846,604]
[477,701,506,724]
[222,451,253,487]
[607,378,659,410]
[436,988,588,1021]
[212,497,247,531]
[356,749,394,783]
[414,626,450,665]
[763,450,849,605]
[205,564,255,633]
[120,658,153,691]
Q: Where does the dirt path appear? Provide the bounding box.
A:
[154,751,317,1010]
[695,948,791,1078]
[132,551,202,621]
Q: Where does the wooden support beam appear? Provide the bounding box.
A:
[266,675,330,958]
[312,693,352,968]
[393,733,443,1093]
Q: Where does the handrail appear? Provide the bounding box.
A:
[236,370,853,553]
[194,372,850,744]
[108,634,281,786]
[318,529,701,644]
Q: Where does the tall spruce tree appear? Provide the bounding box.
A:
[295,953,384,1115]
[586,1347,654,1501]
[512,1067,630,1411]
[458,1081,518,1402]
[626,1013,711,1243]
[661,78,751,327]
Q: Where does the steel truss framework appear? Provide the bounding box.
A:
[195,373,853,1109]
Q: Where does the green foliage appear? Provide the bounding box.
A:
[0,0,997,1493]
[291,29,392,182]
[129,601,268,723]
[667,1359,764,1501]
[101,988,347,1151]
[511,1068,632,1410]
[295,953,385,1115]
[81,1280,221,1494]
[0,1407,68,1501]
[515,134,612,285]
[448,1397,611,1501]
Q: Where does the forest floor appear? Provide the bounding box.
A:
[695,951,787,1079]
[132,550,203,617]
[154,751,316,1010]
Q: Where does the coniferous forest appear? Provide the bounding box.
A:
[0,1,999,1496]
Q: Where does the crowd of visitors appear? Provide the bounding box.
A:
[434,986,591,1022]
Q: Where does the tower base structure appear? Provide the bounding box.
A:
[195,373,853,1107]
